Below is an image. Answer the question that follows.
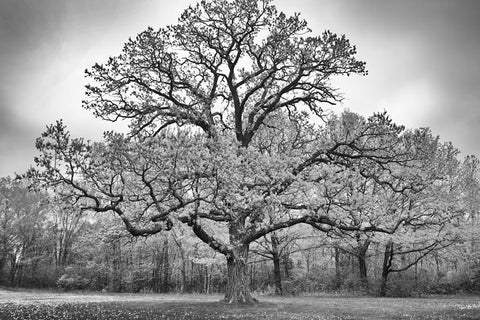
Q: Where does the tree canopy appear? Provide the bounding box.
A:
[83,0,365,144]
[29,0,458,303]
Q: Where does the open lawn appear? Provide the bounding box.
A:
[0,289,479,320]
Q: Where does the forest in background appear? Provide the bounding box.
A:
[1,111,479,298]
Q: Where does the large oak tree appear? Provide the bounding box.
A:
[32,0,412,303]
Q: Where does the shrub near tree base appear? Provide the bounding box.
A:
[57,274,90,291]
[57,267,90,291]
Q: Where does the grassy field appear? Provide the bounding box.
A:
[0,289,479,320]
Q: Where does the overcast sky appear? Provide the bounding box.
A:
[1,0,479,177]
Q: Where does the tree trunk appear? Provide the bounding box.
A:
[180,256,187,293]
[0,251,6,285]
[358,254,368,288]
[9,253,19,286]
[379,270,389,297]
[223,245,256,304]
[334,247,341,289]
[204,265,210,294]
[379,240,393,297]
[283,252,291,279]
[152,247,161,293]
[357,240,370,291]
[434,253,441,280]
[271,232,283,295]
[250,264,256,292]
[272,254,283,295]
[162,237,170,293]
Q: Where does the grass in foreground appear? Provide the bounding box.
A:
[0,289,479,320]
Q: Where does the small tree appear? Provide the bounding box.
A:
[251,228,302,295]
[0,177,49,286]
[375,131,466,296]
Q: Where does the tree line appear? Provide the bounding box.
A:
[1,112,479,297]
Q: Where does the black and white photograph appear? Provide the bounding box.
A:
[1,0,480,319]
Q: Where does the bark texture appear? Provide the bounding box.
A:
[223,246,256,304]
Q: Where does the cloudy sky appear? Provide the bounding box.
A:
[0,0,479,177]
